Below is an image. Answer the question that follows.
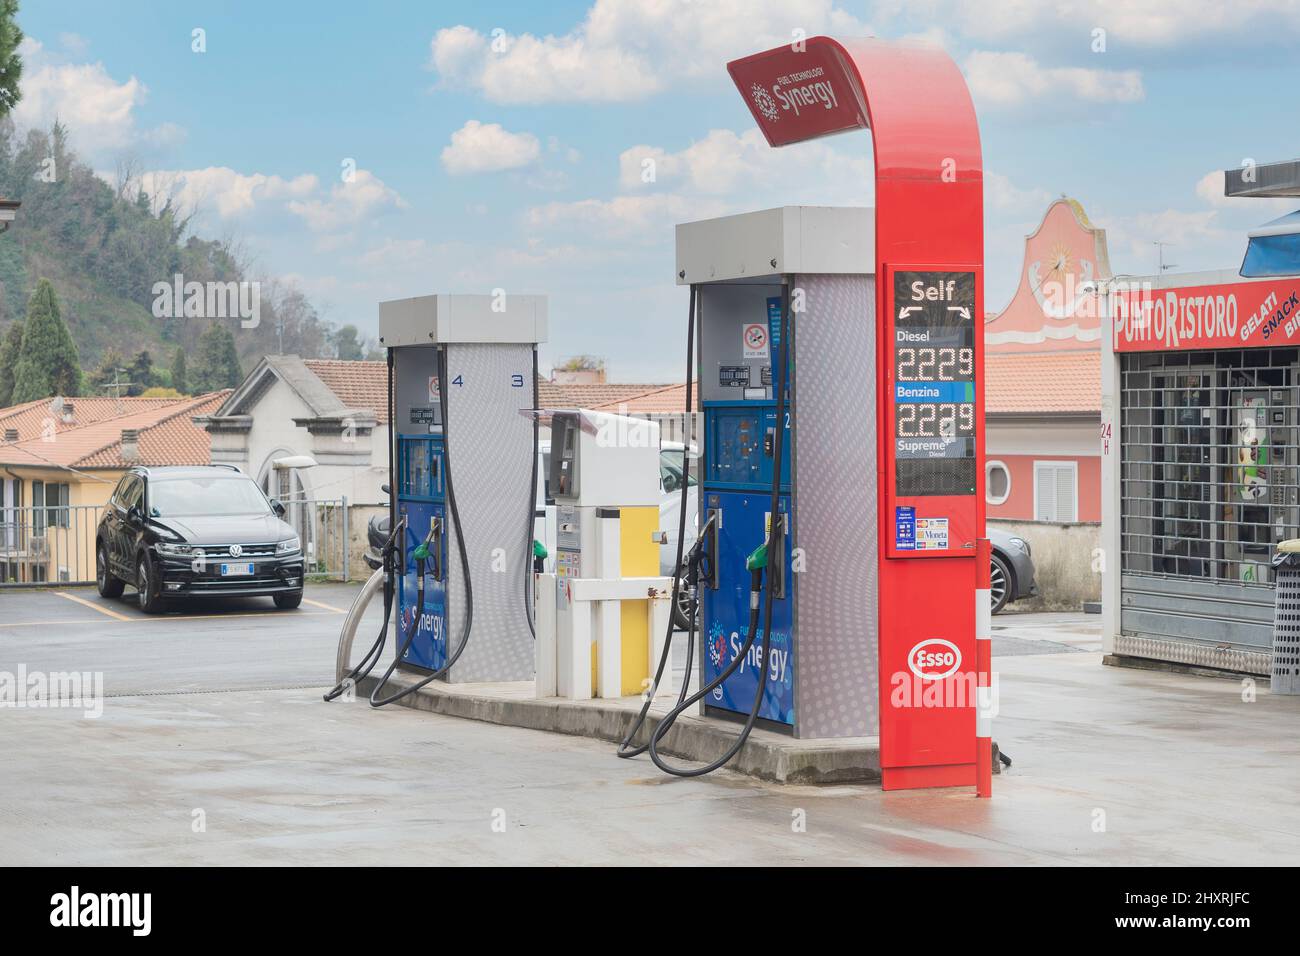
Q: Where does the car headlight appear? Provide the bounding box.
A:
[155,541,192,556]
[276,536,301,556]
[1008,536,1030,556]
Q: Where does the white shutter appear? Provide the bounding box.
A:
[1034,461,1078,522]
[1035,465,1056,521]
[1055,467,1077,522]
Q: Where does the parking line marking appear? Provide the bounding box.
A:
[1,618,102,628]
[133,610,337,623]
[54,591,133,622]
[301,597,348,613]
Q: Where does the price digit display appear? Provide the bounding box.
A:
[892,271,977,497]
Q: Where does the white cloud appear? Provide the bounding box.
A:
[985,170,1053,214]
[430,0,872,103]
[356,237,456,269]
[618,128,872,197]
[287,170,408,232]
[527,194,727,241]
[886,0,1300,49]
[963,50,1143,110]
[134,167,318,219]
[537,126,872,243]
[57,33,89,56]
[12,37,183,157]
[441,120,541,175]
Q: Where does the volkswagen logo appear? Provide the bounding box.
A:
[229,545,242,558]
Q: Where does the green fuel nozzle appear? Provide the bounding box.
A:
[746,542,768,572]
[533,539,549,559]
[413,542,430,561]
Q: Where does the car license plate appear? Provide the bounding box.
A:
[220,563,254,576]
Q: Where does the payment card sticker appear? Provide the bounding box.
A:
[915,517,949,551]
[895,506,916,550]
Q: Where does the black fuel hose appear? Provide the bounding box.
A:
[616,285,700,758]
[643,281,790,777]
[322,518,405,702]
[324,353,404,704]
[370,346,475,707]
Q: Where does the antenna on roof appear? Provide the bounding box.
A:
[100,368,135,415]
[1154,241,1178,273]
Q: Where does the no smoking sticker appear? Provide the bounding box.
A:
[742,323,770,360]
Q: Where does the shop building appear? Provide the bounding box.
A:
[1100,159,1300,674]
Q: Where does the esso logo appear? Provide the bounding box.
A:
[907,639,962,681]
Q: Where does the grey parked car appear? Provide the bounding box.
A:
[988,527,1037,614]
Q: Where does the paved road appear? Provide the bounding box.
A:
[1,585,1296,865]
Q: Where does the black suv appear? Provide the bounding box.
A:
[96,465,305,613]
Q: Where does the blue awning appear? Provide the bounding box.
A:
[1241,209,1300,277]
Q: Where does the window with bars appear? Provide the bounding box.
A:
[1034,461,1078,522]
[1120,347,1300,587]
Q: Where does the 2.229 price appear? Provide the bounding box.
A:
[896,347,973,382]
[896,402,974,438]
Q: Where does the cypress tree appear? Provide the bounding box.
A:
[0,319,22,405]
[191,322,242,392]
[172,346,188,394]
[10,279,81,402]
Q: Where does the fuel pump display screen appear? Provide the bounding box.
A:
[892,271,977,497]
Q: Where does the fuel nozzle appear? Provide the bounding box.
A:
[414,518,442,582]
[745,541,767,597]
[533,539,548,573]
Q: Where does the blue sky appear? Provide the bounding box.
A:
[13,0,1300,379]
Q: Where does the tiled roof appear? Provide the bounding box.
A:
[0,391,231,470]
[0,396,182,442]
[985,351,1100,415]
[302,359,389,423]
[78,392,230,468]
[590,382,699,414]
[536,377,673,410]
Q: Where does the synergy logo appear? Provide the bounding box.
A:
[708,625,728,668]
[907,639,962,681]
[750,82,779,122]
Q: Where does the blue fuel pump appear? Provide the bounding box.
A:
[617,284,791,776]
[326,294,545,707]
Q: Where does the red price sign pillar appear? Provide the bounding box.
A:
[728,36,987,791]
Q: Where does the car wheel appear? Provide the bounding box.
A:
[136,555,163,614]
[96,543,124,598]
[274,590,304,610]
[990,552,1012,615]
[671,572,698,631]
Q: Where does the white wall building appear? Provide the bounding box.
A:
[195,355,389,508]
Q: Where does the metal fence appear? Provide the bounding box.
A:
[287,497,350,582]
[0,497,352,587]
[0,504,103,587]
[1120,347,1300,588]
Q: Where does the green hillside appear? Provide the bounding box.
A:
[0,118,366,398]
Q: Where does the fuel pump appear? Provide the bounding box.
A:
[617,281,790,776]
[326,294,546,707]
[624,199,985,788]
[620,37,991,791]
